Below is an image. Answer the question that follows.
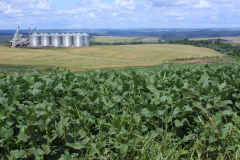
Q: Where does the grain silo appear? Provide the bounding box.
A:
[40,33,51,47]
[62,33,73,47]
[51,33,62,47]
[29,33,40,47]
[73,33,84,47]
[83,33,90,46]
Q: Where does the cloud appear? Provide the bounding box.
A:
[37,0,52,10]
[114,0,136,10]
[194,0,211,8]
[0,0,239,29]
[88,12,96,18]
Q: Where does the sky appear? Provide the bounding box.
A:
[0,0,239,29]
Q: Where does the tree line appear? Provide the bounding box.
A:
[163,38,240,57]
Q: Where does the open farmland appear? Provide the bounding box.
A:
[0,44,223,70]
[91,36,160,43]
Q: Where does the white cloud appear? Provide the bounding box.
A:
[194,0,211,8]
[114,0,136,10]
[7,0,37,3]
[88,12,96,18]
[37,0,52,10]
[0,0,240,29]
[177,17,184,20]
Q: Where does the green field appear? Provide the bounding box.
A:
[1,63,240,159]
[91,36,160,43]
[0,44,223,70]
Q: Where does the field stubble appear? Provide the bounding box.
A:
[0,44,224,70]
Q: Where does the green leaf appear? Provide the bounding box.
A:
[8,93,14,105]
[218,82,226,91]
[202,81,209,89]
[10,150,26,159]
[66,142,85,150]
[31,88,41,96]
[160,96,169,102]
[173,107,181,116]
[119,127,127,135]
[108,128,117,135]
[28,147,39,157]
[119,144,128,154]
[206,103,213,109]
[150,131,158,138]
[79,129,86,138]
[222,110,234,116]
[183,105,193,112]
[175,120,183,127]
[81,137,91,145]
[41,144,51,155]
[235,102,240,108]
[0,113,6,120]
[209,135,217,143]
[141,108,153,118]
[18,133,28,142]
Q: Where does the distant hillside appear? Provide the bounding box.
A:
[0,28,240,42]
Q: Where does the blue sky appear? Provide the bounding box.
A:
[0,0,239,29]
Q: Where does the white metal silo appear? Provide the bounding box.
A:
[40,33,51,47]
[83,33,90,46]
[62,33,73,47]
[51,33,62,47]
[73,33,84,47]
[29,33,40,47]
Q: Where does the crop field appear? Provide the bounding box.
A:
[91,36,160,43]
[0,44,223,70]
[1,63,240,159]
[190,37,240,45]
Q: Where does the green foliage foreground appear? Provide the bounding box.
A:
[1,63,240,159]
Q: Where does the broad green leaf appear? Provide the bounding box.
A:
[206,103,213,109]
[202,81,209,89]
[10,150,26,159]
[160,96,170,102]
[173,107,181,116]
[222,110,234,116]
[150,131,158,138]
[235,102,240,108]
[0,113,6,120]
[119,144,128,154]
[175,120,183,127]
[66,142,85,150]
[81,137,91,145]
[141,108,153,118]
[183,105,193,112]
[41,144,51,155]
[108,128,117,135]
[119,127,127,135]
[209,135,217,143]
[218,82,226,91]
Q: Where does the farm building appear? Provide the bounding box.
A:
[11,27,90,48]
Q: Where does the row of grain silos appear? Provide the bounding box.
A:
[29,33,90,47]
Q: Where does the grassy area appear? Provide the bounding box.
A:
[190,36,240,45]
[91,36,160,43]
[165,56,234,65]
[0,44,224,71]
[0,65,53,74]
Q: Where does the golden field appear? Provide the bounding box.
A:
[91,36,160,43]
[0,44,223,70]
